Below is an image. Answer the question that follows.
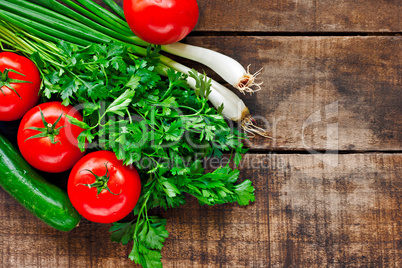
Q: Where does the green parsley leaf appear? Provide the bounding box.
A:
[33,40,253,268]
[105,89,135,117]
[110,221,135,245]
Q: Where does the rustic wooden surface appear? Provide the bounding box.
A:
[114,0,402,32]
[193,0,402,32]
[181,36,401,152]
[0,0,401,267]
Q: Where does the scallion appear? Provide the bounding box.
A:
[0,0,268,137]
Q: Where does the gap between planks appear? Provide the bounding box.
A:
[189,31,402,37]
[245,149,402,155]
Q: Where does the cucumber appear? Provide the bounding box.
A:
[0,133,81,231]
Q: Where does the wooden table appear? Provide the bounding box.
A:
[1,0,400,267]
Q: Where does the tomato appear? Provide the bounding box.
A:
[67,151,141,223]
[0,52,41,121]
[17,101,86,173]
[124,0,199,45]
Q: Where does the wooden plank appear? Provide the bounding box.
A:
[109,0,401,32]
[266,153,402,267]
[0,189,134,267]
[1,154,400,267]
[4,38,399,152]
[161,153,401,267]
[179,36,401,151]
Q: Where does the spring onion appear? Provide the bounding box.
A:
[35,0,263,95]
[150,62,268,137]
[162,42,263,94]
[0,19,259,268]
[152,55,269,137]
[101,0,126,20]
[0,0,269,137]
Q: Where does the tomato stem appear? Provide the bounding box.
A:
[47,123,54,134]
[24,108,65,144]
[0,68,32,99]
[78,162,121,196]
[0,69,7,81]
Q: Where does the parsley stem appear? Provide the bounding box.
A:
[0,23,34,53]
[177,105,201,114]
[132,108,163,133]
[132,180,154,241]
[126,109,133,124]
[101,66,109,88]
[0,24,60,69]
[160,85,174,100]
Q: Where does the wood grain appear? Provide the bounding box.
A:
[110,0,401,32]
[97,2,402,152]
[3,36,401,152]
[176,36,402,152]
[2,153,399,267]
[161,153,401,267]
[0,1,399,267]
[266,153,401,267]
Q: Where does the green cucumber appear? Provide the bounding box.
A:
[0,133,81,231]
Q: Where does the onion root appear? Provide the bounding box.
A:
[241,113,271,138]
[236,65,263,95]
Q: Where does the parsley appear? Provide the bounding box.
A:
[34,41,253,268]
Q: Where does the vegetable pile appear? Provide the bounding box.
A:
[0,0,267,267]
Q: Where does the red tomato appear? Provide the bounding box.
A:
[124,0,199,45]
[0,52,41,121]
[17,101,86,173]
[67,151,141,223]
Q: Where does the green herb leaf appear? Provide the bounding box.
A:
[128,216,169,268]
[27,40,252,268]
[105,89,135,116]
[110,221,135,245]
